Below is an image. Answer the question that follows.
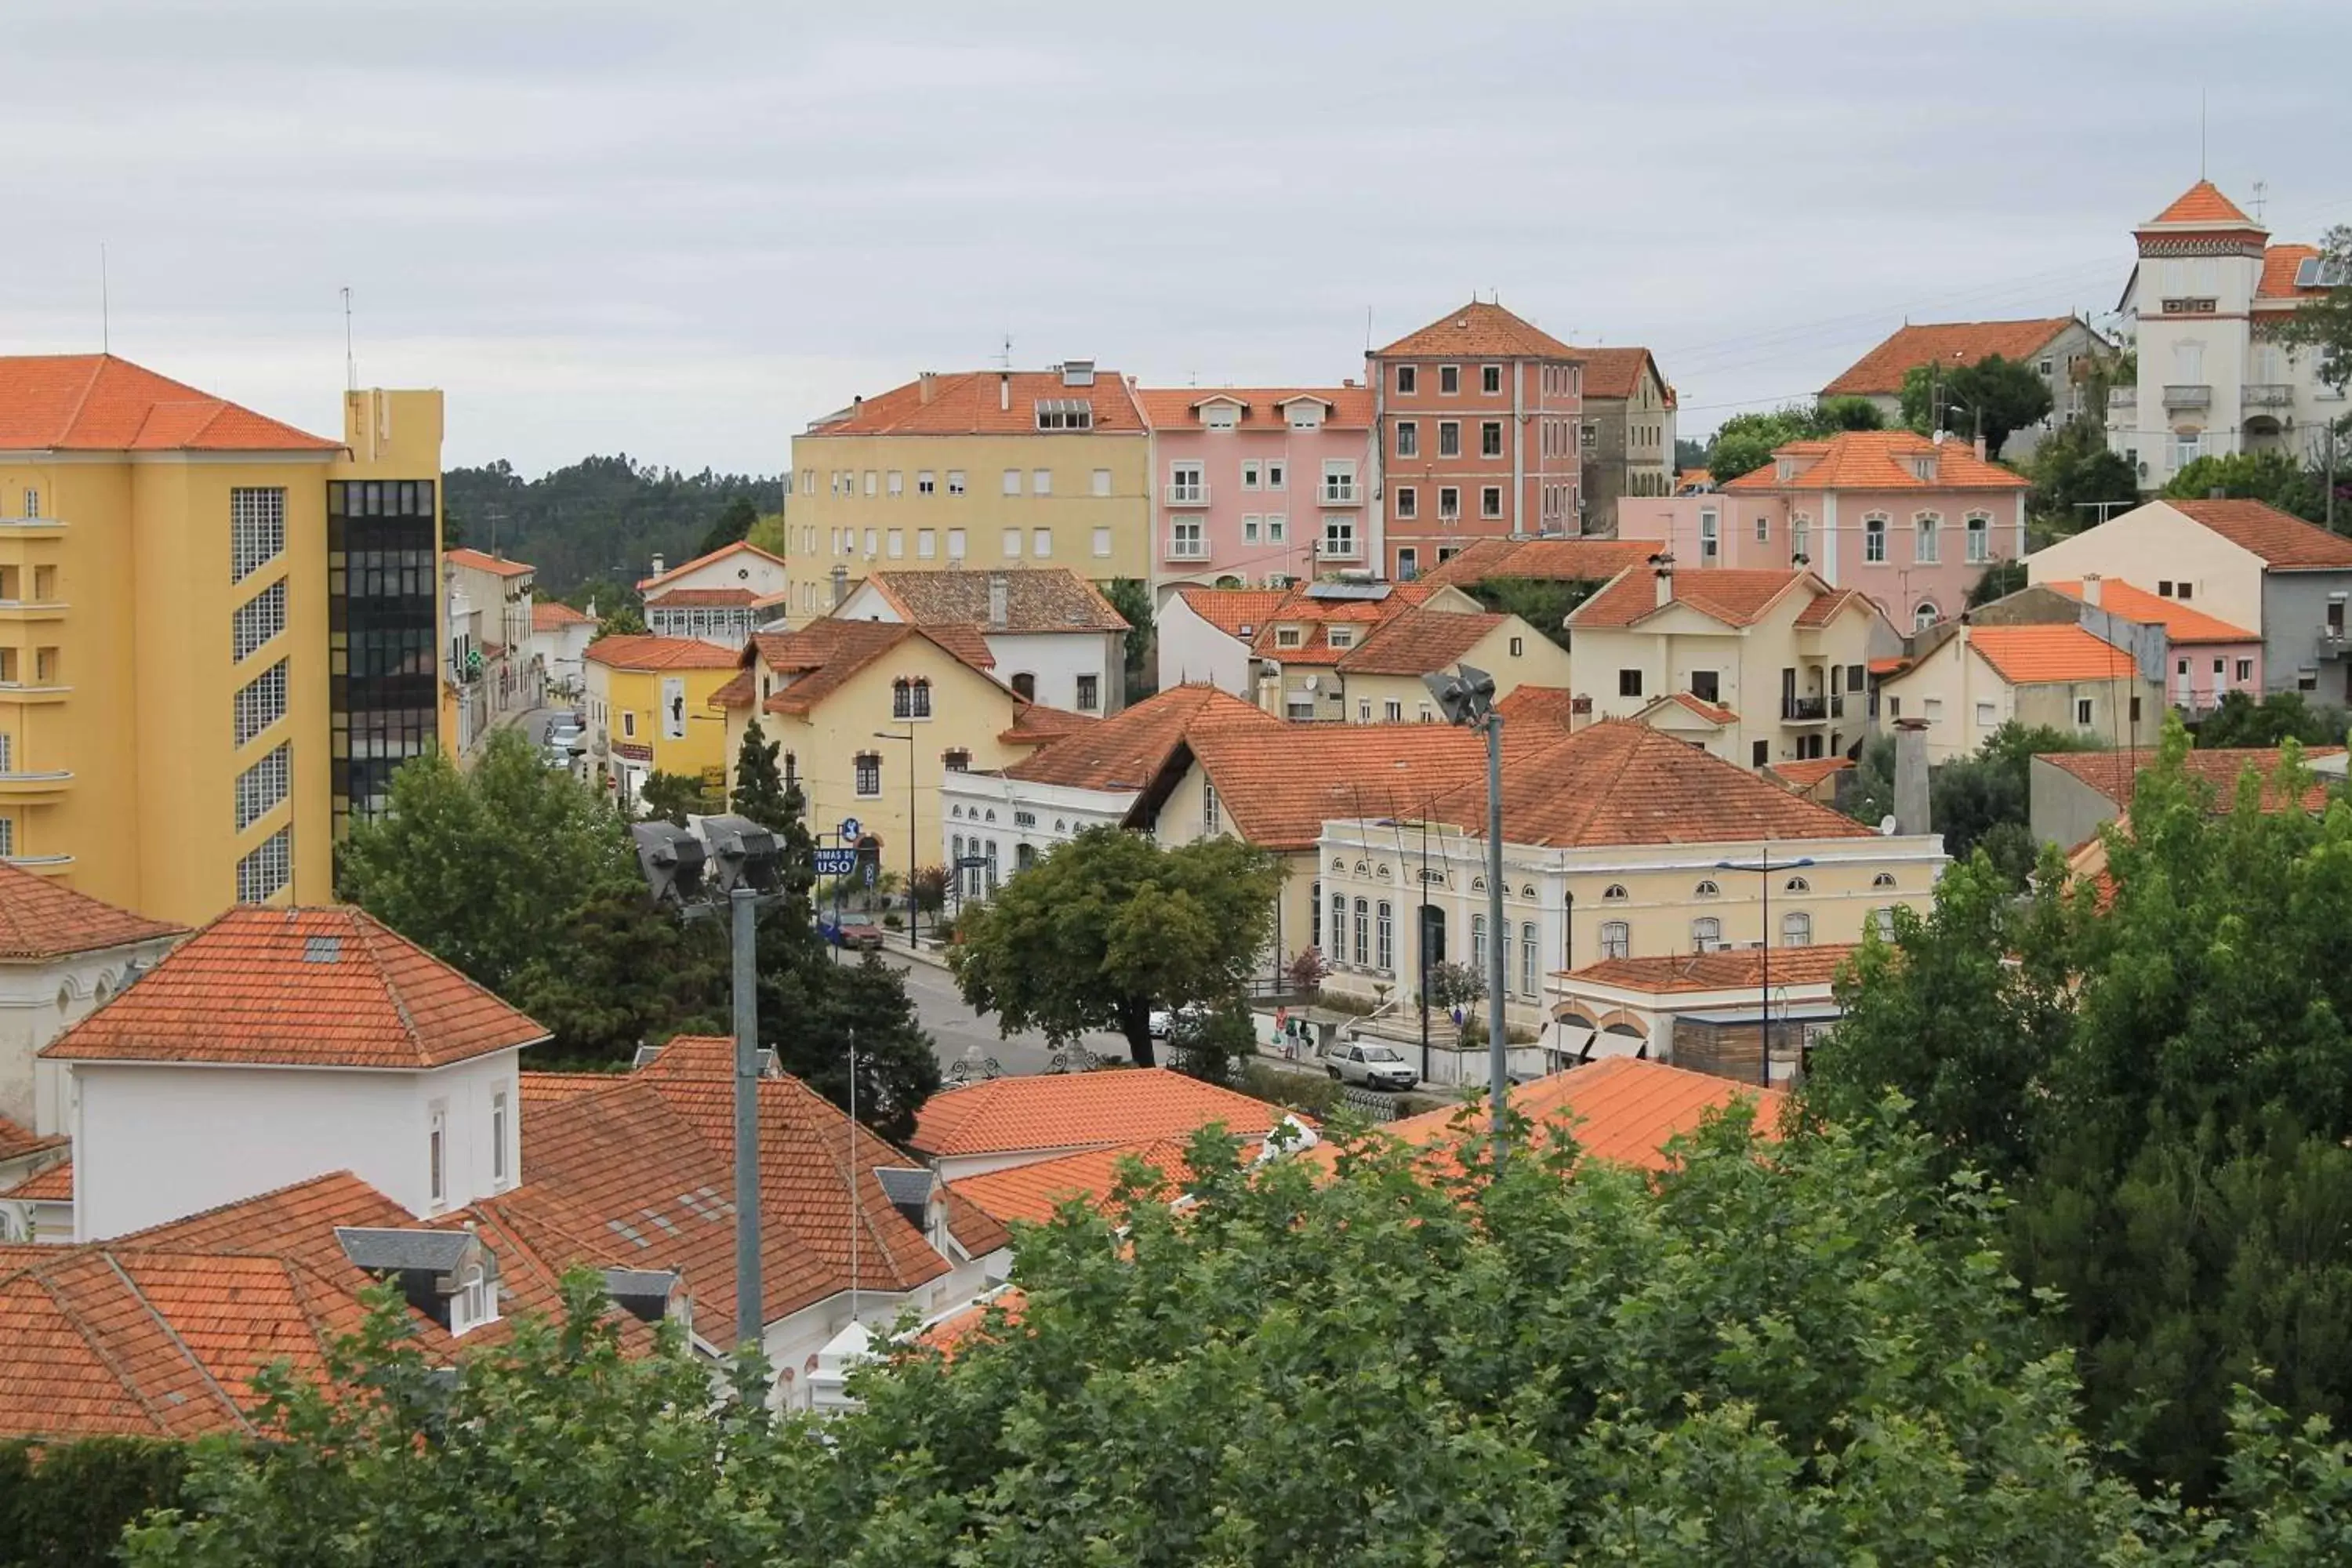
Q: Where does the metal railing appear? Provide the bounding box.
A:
[1164,537,1209,561]
[1780,695,1829,722]
[1163,482,1210,506]
[2245,383,2297,408]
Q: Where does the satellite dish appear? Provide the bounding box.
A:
[1878,815,1898,836]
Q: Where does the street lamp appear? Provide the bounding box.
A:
[873,730,920,947]
[1376,814,1436,1083]
[630,812,784,1380]
[1423,662,1508,1151]
[1713,848,1815,1088]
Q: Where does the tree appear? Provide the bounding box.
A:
[2195,688,2351,750]
[2163,450,2328,524]
[697,495,758,558]
[1167,997,1255,1086]
[950,828,1282,1067]
[1422,958,1485,1014]
[637,769,717,826]
[1703,405,1817,485]
[728,720,793,834]
[1102,578,1155,700]
[1968,558,2028,605]
[2027,416,2142,532]
[1815,394,1886,431]
[1464,576,1597,652]
[441,456,782,597]
[2278,224,2352,393]
[908,866,947,917]
[1899,354,2053,458]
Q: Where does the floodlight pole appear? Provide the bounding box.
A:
[1482,710,1508,1149]
[730,882,762,1365]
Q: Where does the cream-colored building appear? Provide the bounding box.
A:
[1878,622,2163,764]
[1245,580,1480,720]
[783,364,1151,619]
[638,541,791,647]
[444,548,538,748]
[1565,564,1901,771]
[1329,606,1572,724]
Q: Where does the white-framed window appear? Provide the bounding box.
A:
[1483,365,1503,395]
[1755,513,1769,543]
[854,752,881,797]
[1471,912,1487,970]
[232,581,286,661]
[917,528,936,559]
[1242,460,1262,490]
[20,488,37,520]
[1242,515,1261,545]
[1700,510,1719,562]
[234,741,291,831]
[2173,430,2204,470]
[1438,421,1461,458]
[235,824,292,904]
[1396,421,1419,459]
[1201,401,1240,430]
[1170,461,1205,503]
[1439,487,1461,521]
[948,528,967,561]
[0,816,13,857]
[1599,920,1631,960]
[230,488,285,583]
[1266,460,1286,491]
[1003,528,1022,558]
[1914,601,1940,631]
[234,659,289,747]
[1480,487,1502,519]
[1091,468,1112,497]
[492,1090,510,1186]
[1266,514,1286,543]
[947,470,967,495]
[2237,658,2255,682]
[428,1104,448,1206]
[863,470,877,496]
[1394,487,1417,521]
[1480,421,1503,458]
[1353,898,1370,967]
[864,527,878,555]
[891,677,933,720]
[1864,515,1888,564]
[1033,527,1051,558]
[887,470,904,496]
[1780,911,1813,947]
[1396,365,1417,395]
[1326,626,1356,650]
[2075,697,2095,726]
[1377,901,1394,972]
[1439,365,1461,395]
[1965,514,1990,562]
[1170,519,1203,558]
[1092,526,1113,558]
[1791,515,1810,561]
[1076,673,1099,712]
[1330,891,1345,956]
[1521,922,1539,997]
[887,529,905,558]
[917,470,935,495]
[1275,626,1303,649]
[1321,514,1358,557]
[1032,469,1051,496]
[1321,459,1356,503]
[1976,700,1997,728]
[1692,916,1722,951]
[1384,699,1403,721]
[1001,469,1022,496]
[1915,513,1940,564]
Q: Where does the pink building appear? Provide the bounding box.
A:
[1138,386,1377,599]
[1617,430,2029,632]
[2042,575,2263,712]
[1367,301,1585,583]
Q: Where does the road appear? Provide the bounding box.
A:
[883,952,1138,1078]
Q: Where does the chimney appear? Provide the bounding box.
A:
[2081,572,2103,608]
[999,372,1011,412]
[648,553,665,579]
[829,564,849,608]
[1973,434,1987,461]
[988,571,1009,630]
[1650,550,1674,609]
[1893,719,1930,837]
[2210,485,2228,500]
[918,372,938,405]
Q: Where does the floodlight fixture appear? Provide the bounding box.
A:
[630,821,706,906]
[690,812,783,896]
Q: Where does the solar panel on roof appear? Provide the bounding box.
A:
[2297,256,2350,289]
[1305,582,1392,601]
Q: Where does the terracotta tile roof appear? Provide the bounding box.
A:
[1820,319,2075,398]
[858,568,1130,634]
[909,1068,1291,1160]
[0,1114,64,1164]
[1494,684,1579,729]
[1763,757,1853,791]
[1576,347,1668,402]
[808,369,1147,437]
[2034,746,2341,814]
[1359,1058,1785,1175]
[644,586,760,608]
[1182,720,1544,850]
[1868,656,1911,677]
[2169,499,2352,570]
[2143,179,2257,228]
[1720,430,2031,494]
[1250,582,1443,665]
[1171,586,1288,639]
[1414,535,1654,588]
[10,1158,71,1200]
[1675,469,1715,492]
[918,1285,1027,1359]
[1650,691,1740,726]
[1005,684,1276,791]
[1569,567,1812,630]
[2043,579,2259,643]
[637,541,789,593]
[0,862,186,960]
[444,547,533,579]
[1373,301,1581,361]
[1793,586,1874,628]
[999,702,1098,746]
[1335,606,1508,676]
[1965,625,2140,685]
[729,620,1000,717]
[582,633,742,671]
[1562,945,1858,996]
[531,601,595,630]
[1134,386,1374,431]
[42,906,549,1070]
[948,1136,1232,1228]
[0,354,339,452]
[2258,243,2329,301]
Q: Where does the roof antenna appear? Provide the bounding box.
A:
[993,332,1013,369]
[99,244,110,354]
[2252,179,2268,223]
[1364,304,1372,354]
[2199,88,2207,180]
[341,286,357,392]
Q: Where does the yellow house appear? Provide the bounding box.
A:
[1565,564,1901,770]
[713,619,1088,886]
[582,635,743,806]
[782,364,1151,620]
[0,355,443,926]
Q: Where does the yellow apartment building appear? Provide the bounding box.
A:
[0,356,444,927]
[581,634,743,807]
[782,364,1152,620]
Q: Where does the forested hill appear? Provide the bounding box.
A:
[442,456,783,597]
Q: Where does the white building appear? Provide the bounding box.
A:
[529,599,599,700]
[445,548,543,740]
[0,862,185,1135]
[2108,180,2349,486]
[640,541,793,647]
[1156,586,1289,696]
[833,567,1131,716]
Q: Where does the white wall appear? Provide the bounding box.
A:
[940,775,1136,901]
[1156,597,1253,695]
[72,1049,521,1240]
[982,630,1117,714]
[0,938,182,1134]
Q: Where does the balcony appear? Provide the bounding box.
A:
[2245,383,2297,408]
[1322,482,1359,504]
[1317,539,1363,561]
[1163,536,1209,561]
[0,601,67,624]
[2163,384,2212,410]
[2107,387,2136,408]
[0,854,73,876]
[1780,695,1831,723]
[1163,483,1211,507]
[2320,624,2347,659]
[0,517,67,540]
[0,682,71,705]
[0,769,73,801]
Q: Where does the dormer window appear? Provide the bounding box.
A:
[1327,626,1356,649]
[1275,626,1304,649]
[1911,456,1936,482]
[1775,458,1795,481]
[1283,398,1325,430]
[1200,399,1241,430]
[1034,399,1093,430]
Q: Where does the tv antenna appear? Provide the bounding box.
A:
[993,333,1013,369]
[100,245,110,354]
[2252,179,2268,223]
[341,286,357,391]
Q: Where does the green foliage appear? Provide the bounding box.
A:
[441,456,782,596]
[1101,578,1155,699]
[636,769,718,827]
[2163,451,2328,524]
[1898,353,2053,458]
[1168,996,1257,1086]
[2027,416,2143,532]
[697,495,759,559]
[2196,689,2352,750]
[2278,225,2352,393]
[908,865,947,916]
[1843,721,2089,878]
[1846,732,1896,829]
[1240,1058,1341,1119]
[1704,405,1819,484]
[0,1436,189,1567]
[950,828,1282,1067]
[1816,394,1887,430]
[596,600,648,637]
[728,720,793,835]
[1422,957,1486,1011]
[745,512,789,560]
[1674,434,1708,471]
[1463,576,1595,651]
[1969,557,2029,605]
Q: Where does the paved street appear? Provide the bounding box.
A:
[883,952,1138,1079]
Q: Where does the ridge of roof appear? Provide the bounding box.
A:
[1720,429,2031,494]
[2042,579,2259,642]
[444,548,535,579]
[1334,605,1508,675]
[2165,499,2352,570]
[1819,319,2078,398]
[1568,566,1816,630]
[1134,385,1375,430]
[1372,301,1582,361]
[583,633,744,671]
[0,354,340,452]
[1003,683,1276,791]
[804,369,1148,438]
[637,540,789,593]
[0,862,186,960]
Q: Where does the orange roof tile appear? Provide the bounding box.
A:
[2257,243,2330,302]
[858,568,1129,634]
[1181,720,1537,850]
[909,1068,1292,1160]
[1494,684,1579,729]
[1479,723,1872,848]
[999,702,1097,746]
[0,354,339,452]
[1720,429,2031,494]
[1415,536,1654,588]
[2043,579,2258,643]
[1650,691,1740,727]
[1334,606,1508,676]
[637,540,789,593]
[0,1114,63,1164]
[726,620,1000,717]
[2169,499,2352,570]
[1763,757,1853,791]
[1373,301,1581,361]
[808,370,1147,438]
[1794,586,1875,628]
[1820,319,2075,398]
[1366,1058,1785,1174]
[444,547,533,579]
[948,1136,1229,1228]
[1675,468,1715,492]
[644,586,761,608]
[2034,746,2341,815]
[1134,386,1374,431]
[1250,581,1443,666]
[582,633,742,671]
[1171,586,1289,639]
[41,906,549,1070]
[1964,625,2140,685]
[1576,346,1668,402]
[0,862,185,960]
[2143,179,2258,228]
[1562,945,1857,996]
[530,601,595,630]
[1569,566,1813,630]
[10,1157,71,1200]
[1005,684,1277,792]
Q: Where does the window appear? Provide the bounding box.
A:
[1508,636,1524,658]
[1002,469,1022,496]
[1076,673,1100,712]
[1003,528,1022,557]
[917,470,935,495]
[1781,911,1813,947]
[2157,580,2173,597]
[1915,513,1940,564]
[1783,875,1810,894]
[492,1091,509,1186]
[918,528,936,559]
[1752,739,1769,768]
[1872,906,1898,939]
[1439,365,1460,395]
[1381,699,1403,722]
[1240,460,1263,491]
[1521,923,1538,998]
[1618,669,1642,697]
[1693,879,1720,898]
[1353,898,1370,967]
[1321,514,1357,557]
[1480,487,1502,519]
[887,529,905,558]
[1033,527,1051,558]
[1032,469,1051,496]
[1692,916,1722,950]
[234,659,289,747]
[1377,902,1394,972]
[1170,461,1205,503]
[1965,514,1990,563]
[1600,920,1631,960]
[1327,626,1356,650]
[1392,485,1418,523]
[20,489,36,520]
[1581,422,1597,452]
[2074,698,2095,726]
[887,470,904,496]
[942,748,971,772]
[1480,421,1502,457]
[1690,670,1720,702]
[232,581,286,661]
[0,816,12,857]
[948,528,967,560]
[891,677,932,720]
[1396,547,1419,580]
[864,471,877,496]
[1471,912,1487,971]
[2237,658,2254,682]
[2173,430,2204,470]
[1976,700,1997,728]
[230,488,285,583]
[1170,519,1204,558]
[622,712,636,739]
[1438,421,1461,458]
[428,1105,447,1206]
[863,527,879,556]
[1266,514,1286,543]
[1913,601,1939,632]
[1088,468,1112,499]
[2176,583,2191,601]
[1791,516,1810,561]
[1483,365,1502,395]
[1322,460,1356,503]
[1396,365,1417,395]
[235,825,292,903]
[1864,515,1887,564]
[1871,871,1897,888]
[1755,513,1769,543]
[1330,891,1345,956]
[1275,626,1304,649]
[234,742,291,831]
[854,753,881,797]
[947,470,967,495]
[1439,487,1461,521]
[1700,510,1719,562]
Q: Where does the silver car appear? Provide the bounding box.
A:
[1326,1041,1417,1091]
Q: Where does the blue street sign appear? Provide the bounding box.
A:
[812,848,858,877]
[837,816,862,842]
[861,860,879,887]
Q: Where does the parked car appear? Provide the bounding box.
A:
[1326,1041,1418,1091]
[818,914,884,951]
[1148,1002,1210,1040]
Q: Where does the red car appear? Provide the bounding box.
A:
[819,915,884,951]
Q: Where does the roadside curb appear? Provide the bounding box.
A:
[886,935,953,973]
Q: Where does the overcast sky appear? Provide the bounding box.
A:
[10,1,2347,474]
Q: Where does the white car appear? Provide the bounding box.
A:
[1326,1041,1417,1091]
[1148,1003,1210,1040]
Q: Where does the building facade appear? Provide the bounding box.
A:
[1820,317,2110,461]
[639,541,791,645]
[0,357,444,926]
[1367,302,1587,582]
[444,547,539,747]
[582,634,742,806]
[528,600,598,699]
[1878,622,2164,764]
[1134,387,1377,596]
[832,567,1129,716]
[1577,347,1678,534]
